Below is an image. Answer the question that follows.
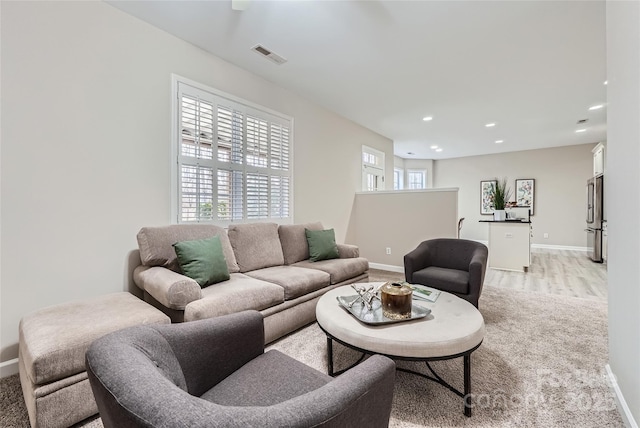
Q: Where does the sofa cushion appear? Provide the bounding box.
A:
[293,257,369,284]
[228,223,284,273]
[278,222,323,265]
[413,266,469,295]
[245,266,330,300]
[305,229,339,262]
[19,292,170,385]
[202,349,331,406]
[173,236,230,287]
[137,224,239,273]
[183,273,285,321]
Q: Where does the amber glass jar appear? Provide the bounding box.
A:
[380,282,412,319]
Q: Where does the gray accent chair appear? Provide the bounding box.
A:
[86,310,396,428]
[404,239,489,308]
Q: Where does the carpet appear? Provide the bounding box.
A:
[0,283,623,427]
[268,285,623,427]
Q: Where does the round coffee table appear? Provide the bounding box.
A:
[316,283,485,417]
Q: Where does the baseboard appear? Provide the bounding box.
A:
[368,263,403,273]
[369,245,588,273]
[606,364,638,428]
[531,244,588,251]
[0,358,18,378]
[472,240,587,252]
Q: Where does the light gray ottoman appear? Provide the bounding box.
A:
[18,292,170,428]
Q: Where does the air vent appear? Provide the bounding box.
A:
[252,44,287,65]
[577,118,589,124]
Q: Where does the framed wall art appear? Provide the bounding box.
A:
[480,180,497,215]
[515,178,535,215]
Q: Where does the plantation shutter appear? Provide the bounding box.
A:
[176,81,292,224]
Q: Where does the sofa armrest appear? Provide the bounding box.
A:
[468,246,488,294]
[267,354,395,427]
[133,265,201,310]
[404,241,432,282]
[337,243,359,258]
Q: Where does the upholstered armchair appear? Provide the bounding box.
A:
[86,310,396,428]
[404,238,488,308]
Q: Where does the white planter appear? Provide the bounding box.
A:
[494,210,506,221]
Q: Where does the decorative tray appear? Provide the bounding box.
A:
[336,295,431,325]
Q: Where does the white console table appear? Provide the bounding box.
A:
[480,220,531,272]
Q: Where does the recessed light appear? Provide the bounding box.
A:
[495,140,504,144]
[430,145,438,149]
[588,104,604,111]
[422,116,433,121]
[575,129,587,133]
[604,80,608,85]
[435,148,443,152]
[485,123,496,128]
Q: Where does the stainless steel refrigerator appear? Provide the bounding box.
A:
[586,176,603,262]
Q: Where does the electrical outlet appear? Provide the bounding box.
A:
[385,247,391,255]
[543,233,549,239]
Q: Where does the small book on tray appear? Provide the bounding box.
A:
[404,282,441,303]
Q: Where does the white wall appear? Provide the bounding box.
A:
[0,1,392,365]
[346,189,458,268]
[433,144,595,247]
[606,1,640,425]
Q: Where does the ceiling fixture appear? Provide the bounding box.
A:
[588,104,604,111]
[422,116,433,121]
[430,145,438,149]
[604,80,608,85]
[485,123,496,128]
[231,0,250,11]
[575,129,587,133]
[435,148,443,152]
[495,140,504,144]
[251,45,287,65]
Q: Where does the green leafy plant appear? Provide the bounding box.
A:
[493,178,512,210]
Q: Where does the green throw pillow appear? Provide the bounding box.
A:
[305,228,339,262]
[173,236,230,287]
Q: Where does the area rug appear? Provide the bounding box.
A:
[267,285,623,427]
[0,285,623,427]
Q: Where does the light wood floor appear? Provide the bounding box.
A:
[370,248,608,302]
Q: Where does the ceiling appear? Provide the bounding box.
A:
[107,0,607,160]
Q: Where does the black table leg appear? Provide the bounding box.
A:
[464,354,472,417]
[319,324,481,417]
[327,336,334,376]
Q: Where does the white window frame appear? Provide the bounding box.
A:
[394,168,404,190]
[407,169,426,189]
[362,145,385,191]
[171,75,294,225]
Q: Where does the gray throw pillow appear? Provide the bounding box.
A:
[173,236,230,287]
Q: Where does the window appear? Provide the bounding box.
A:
[407,170,426,189]
[394,168,404,190]
[173,78,293,224]
[362,146,385,191]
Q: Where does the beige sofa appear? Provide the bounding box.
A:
[134,222,369,343]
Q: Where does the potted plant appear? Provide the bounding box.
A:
[493,178,512,221]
